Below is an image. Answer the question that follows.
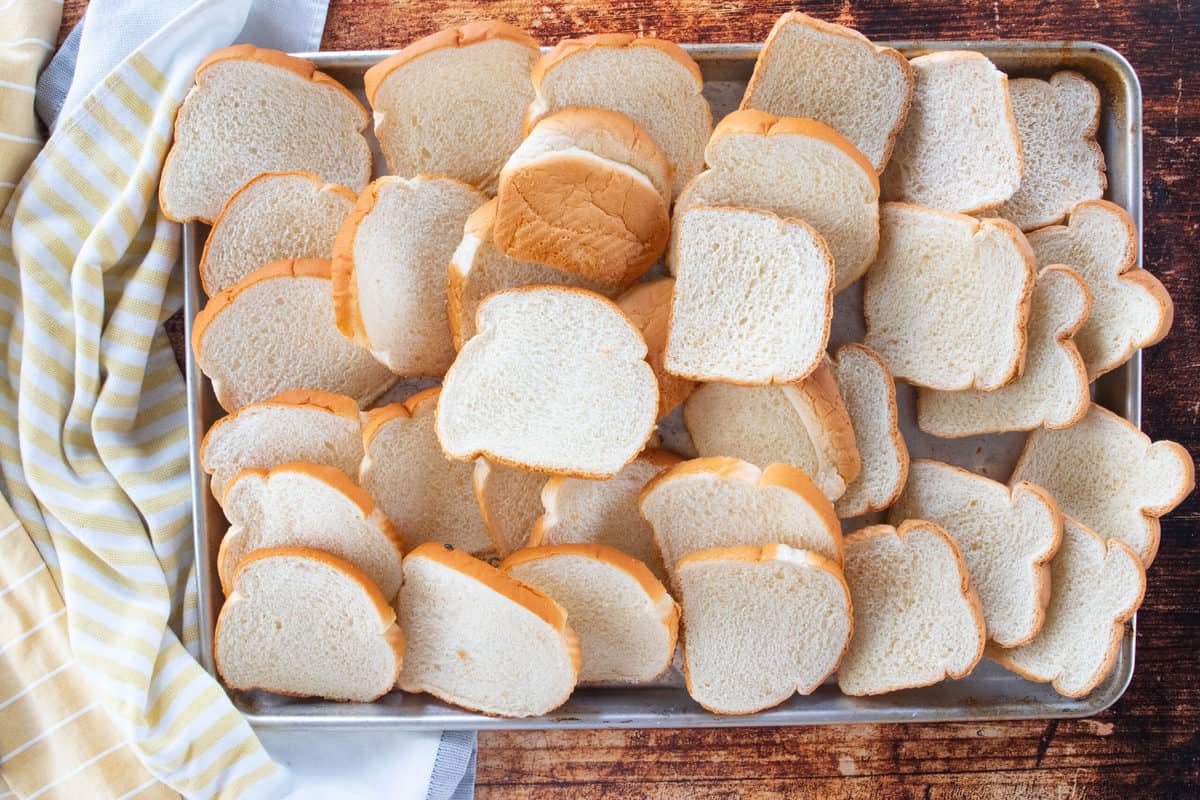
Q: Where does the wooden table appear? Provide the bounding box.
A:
[59,1,1200,796]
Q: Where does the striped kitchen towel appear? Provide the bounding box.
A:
[0,0,60,209]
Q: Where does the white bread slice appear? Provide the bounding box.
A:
[364,21,540,193]
[918,266,1091,437]
[1026,200,1173,380]
[161,46,371,223]
[217,462,405,600]
[501,544,679,684]
[528,34,711,195]
[988,518,1145,698]
[675,110,879,293]
[529,449,681,582]
[880,51,1023,214]
[829,344,909,518]
[473,459,546,557]
[436,286,658,478]
[739,12,912,172]
[996,72,1107,232]
[360,388,494,557]
[837,521,986,696]
[333,175,486,376]
[640,457,843,587]
[615,278,696,419]
[676,544,852,714]
[397,543,580,716]
[666,206,834,385]
[200,389,363,502]
[1011,402,1194,566]
[890,460,1062,647]
[215,547,404,702]
[199,172,356,296]
[682,362,860,502]
[494,108,671,288]
[863,203,1036,391]
[192,258,395,411]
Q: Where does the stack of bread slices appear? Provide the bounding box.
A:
[171,13,1192,716]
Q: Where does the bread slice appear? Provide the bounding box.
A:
[890,460,1062,647]
[333,175,486,376]
[436,286,658,478]
[501,543,679,684]
[494,108,671,288]
[837,521,986,696]
[161,46,371,223]
[1026,200,1173,380]
[676,544,852,714]
[215,547,403,702]
[666,206,834,385]
[218,462,405,599]
[880,51,1022,214]
[863,203,1035,391]
[640,457,843,587]
[529,449,681,581]
[397,543,580,716]
[473,459,546,557]
[996,72,1107,232]
[615,278,696,419]
[739,12,912,172]
[682,362,860,502]
[199,172,356,296]
[918,266,1091,436]
[364,21,540,192]
[528,34,711,195]
[192,258,395,411]
[988,517,1145,698]
[1010,402,1194,566]
[675,111,879,293]
[200,389,363,502]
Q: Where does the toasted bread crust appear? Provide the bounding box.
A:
[531,33,702,90]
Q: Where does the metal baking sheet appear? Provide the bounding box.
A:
[184,41,1143,729]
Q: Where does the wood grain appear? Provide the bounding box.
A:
[58,1,1200,797]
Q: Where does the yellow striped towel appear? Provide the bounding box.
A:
[0,0,60,209]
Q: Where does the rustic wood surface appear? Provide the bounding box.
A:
[58,1,1200,797]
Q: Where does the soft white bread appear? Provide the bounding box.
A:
[1011,402,1194,566]
[473,459,546,557]
[880,51,1022,214]
[528,34,711,195]
[360,389,494,557]
[529,450,681,581]
[675,111,879,294]
[890,460,1062,647]
[192,258,395,411]
[397,543,581,717]
[436,286,658,478]
[863,203,1035,391]
[640,457,843,587]
[616,278,696,419]
[676,544,852,714]
[682,362,861,502]
[364,21,540,192]
[161,46,371,223]
[666,206,834,385]
[739,12,912,172]
[1026,200,1173,380]
[829,344,909,518]
[988,518,1145,698]
[333,175,486,376]
[493,108,671,289]
[200,389,363,502]
[996,72,1107,232]
[217,462,405,599]
[215,547,404,702]
[837,521,986,696]
[199,172,356,296]
[918,266,1091,436]
[501,544,679,684]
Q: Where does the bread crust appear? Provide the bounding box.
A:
[530,33,702,92]
[787,359,862,490]
[361,387,442,448]
[616,279,696,418]
[447,200,495,350]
